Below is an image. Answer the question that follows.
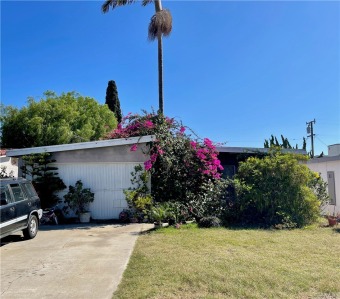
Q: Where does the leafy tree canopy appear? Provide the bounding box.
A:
[1,91,117,148]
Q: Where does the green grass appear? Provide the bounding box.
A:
[113,224,340,299]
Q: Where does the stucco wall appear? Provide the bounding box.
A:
[307,158,340,215]
[52,143,149,163]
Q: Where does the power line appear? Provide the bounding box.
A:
[316,136,328,147]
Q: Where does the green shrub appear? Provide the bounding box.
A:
[162,201,189,224]
[123,165,153,221]
[198,216,221,228]
[186,179,230,222]
[225,150,328,228]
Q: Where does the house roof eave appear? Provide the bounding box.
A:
[6,135,155,157]
[216,146,307,155]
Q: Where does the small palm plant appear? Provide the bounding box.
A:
[151,204,169,227]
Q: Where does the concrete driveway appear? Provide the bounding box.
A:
[0,223,154,299]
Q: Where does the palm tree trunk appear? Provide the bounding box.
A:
[157,32,163,114]
[154,0,164,114]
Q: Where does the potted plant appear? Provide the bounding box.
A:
[326,207,339,227]
[63,180,94,223]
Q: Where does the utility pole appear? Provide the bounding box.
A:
[306,119,316,157]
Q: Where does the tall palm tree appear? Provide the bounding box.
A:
[102,0,172,114]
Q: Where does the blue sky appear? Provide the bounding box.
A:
[1,1,339,155]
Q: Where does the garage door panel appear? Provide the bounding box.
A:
[54,163,142,219]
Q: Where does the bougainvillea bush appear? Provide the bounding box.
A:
[106,111,225,221]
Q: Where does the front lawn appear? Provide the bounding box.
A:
[113,224,340,299]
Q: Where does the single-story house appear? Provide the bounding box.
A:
[307,144,340,215]
[6,136,154,220]
[6,139,309,220]
[0,150,19,177]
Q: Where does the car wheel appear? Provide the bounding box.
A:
[23,215,38,239]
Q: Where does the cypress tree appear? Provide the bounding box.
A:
[264,135,306,150]
[303,137,307,150]
[105,80,122,123]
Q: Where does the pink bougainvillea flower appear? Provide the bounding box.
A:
[197,152,207,160]
[165,117,174,124]
[144,120,154,129]
[130,144,138,152]
[213,173,221,179]
[150,153,158,163]
[213,159,221,166]
[144,160,152,171]
[203,138,213,148]
[179,126,186,134]
[190,141,197,148]
[122,112,132,122]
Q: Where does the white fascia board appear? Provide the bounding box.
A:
[216,146,307,155]
[307,155,340,164]
[6,135,155,157]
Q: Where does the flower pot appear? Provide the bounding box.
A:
[327,216,337,227]
[79,212,91,223]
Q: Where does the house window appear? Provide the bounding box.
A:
[222,165,236,179]
[327,171,336,205]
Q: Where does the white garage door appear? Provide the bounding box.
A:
[55,162,142,219]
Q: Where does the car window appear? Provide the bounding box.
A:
[21,182,37,198]
[0,186,13,205]
[9,184,26,202]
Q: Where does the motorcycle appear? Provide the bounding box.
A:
[40,207,59,225]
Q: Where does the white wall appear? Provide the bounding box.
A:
[307,158,340,215]
[0,156,19,177]
[55,162,144,219]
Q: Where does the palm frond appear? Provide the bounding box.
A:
[148,9,172,40]
[142,0,153,6]
[102,0,137,13]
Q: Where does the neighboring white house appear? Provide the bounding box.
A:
[307,144,340,215]
[0,150,19,177]
[6,136,154,220]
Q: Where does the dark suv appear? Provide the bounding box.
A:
[0,178,42,239]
